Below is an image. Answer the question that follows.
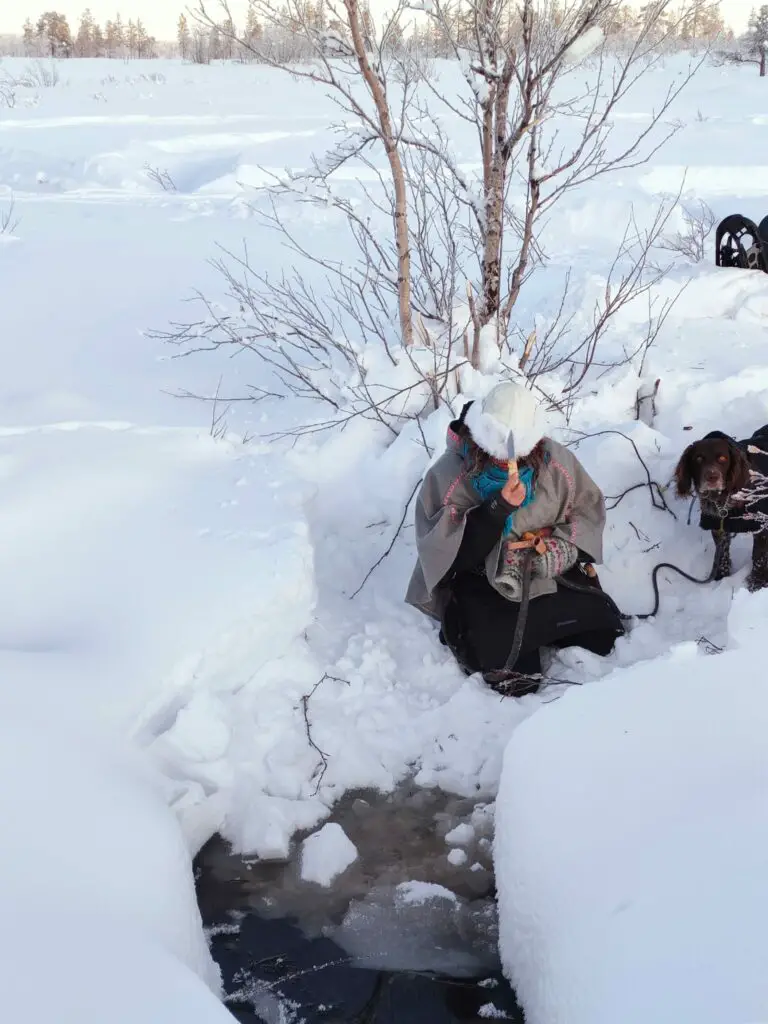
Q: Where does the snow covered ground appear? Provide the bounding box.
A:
[494,589,768,1024]
[2,52,768,1017]
[0,699,232,1021]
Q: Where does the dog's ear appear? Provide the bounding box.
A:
[674,445,696,497]
[726,442,751,495]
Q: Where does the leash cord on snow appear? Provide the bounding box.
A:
[556,560,716,622]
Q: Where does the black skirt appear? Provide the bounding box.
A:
[442,567,625,677]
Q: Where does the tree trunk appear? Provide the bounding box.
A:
[502,134,540,337]
[761,49,766,77]
[344,0,413,349]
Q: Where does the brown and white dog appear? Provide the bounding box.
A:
[674,427,768,591]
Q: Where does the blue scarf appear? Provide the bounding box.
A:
[467,455,536,535]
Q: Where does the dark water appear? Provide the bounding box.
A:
[194,781,524,1023]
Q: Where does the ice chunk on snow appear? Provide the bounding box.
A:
[494,591,768,1024]
[448,847,468,866]
[300,822,358,886]
[229,791,328,861]
[562,25,604,64]
[396,880,459,905]
[334,883,493,976]
[445,822,475,846]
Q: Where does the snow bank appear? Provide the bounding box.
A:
[0,426,312,736]
[0,702,231,1021]
[494,589,768,1024]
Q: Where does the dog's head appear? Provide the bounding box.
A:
[674,434,751,499]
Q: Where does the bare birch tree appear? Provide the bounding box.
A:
[194,0,415,348]
[154,0,708,439]
[401,0,707,364]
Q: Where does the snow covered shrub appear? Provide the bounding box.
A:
[158,0,706,441]
[0,75,15,107]
[16,60,60,89]
[747,5,768,76]
[715,6,768,76]
[659,199,716,263]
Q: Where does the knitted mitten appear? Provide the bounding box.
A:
[494,544,528,601]
[494,536,579,601]
[531,536,579,579]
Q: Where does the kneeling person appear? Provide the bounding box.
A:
[405,382,624,695]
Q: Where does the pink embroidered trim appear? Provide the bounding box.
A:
[550,459,577,542]
[443,471,466,523]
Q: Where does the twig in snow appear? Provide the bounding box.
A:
[658,199,716,263]
[567,428,676,518]
[0,193,19,235]
[538,678,585,704]
[209,375,230,440]
[696,635,724,656]
[300,673,350,794]
[628,520,650,544]
[144,163,178,192]
[349,476,422,599]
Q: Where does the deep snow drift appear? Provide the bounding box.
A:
[2,52,768,1020]
[0,702,232,1021]
[494,589,768,1024]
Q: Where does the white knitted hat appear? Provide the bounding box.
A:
[464,381,551,460]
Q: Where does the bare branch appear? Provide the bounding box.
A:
[299,673,351,794]
[567,427,676,517]
[658,198,716,262]
[144,163,178,192]
[0,193,19,235]
[349,475,422,598]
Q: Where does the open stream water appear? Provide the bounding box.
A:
[195,780,524,1022]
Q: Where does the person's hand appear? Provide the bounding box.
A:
[501,473,526,507]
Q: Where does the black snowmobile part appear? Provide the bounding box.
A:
[715,213,767,272]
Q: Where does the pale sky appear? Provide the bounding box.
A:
[0,0,753,43]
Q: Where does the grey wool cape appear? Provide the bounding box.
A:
[405,430,606,622]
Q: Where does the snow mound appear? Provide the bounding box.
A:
[494,589,768,1024]
[397,880,460,906]
[0,702,230,1021]
[300,822,358,886]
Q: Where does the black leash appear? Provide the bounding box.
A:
[556,560,717,622]
[483,547,534,686]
